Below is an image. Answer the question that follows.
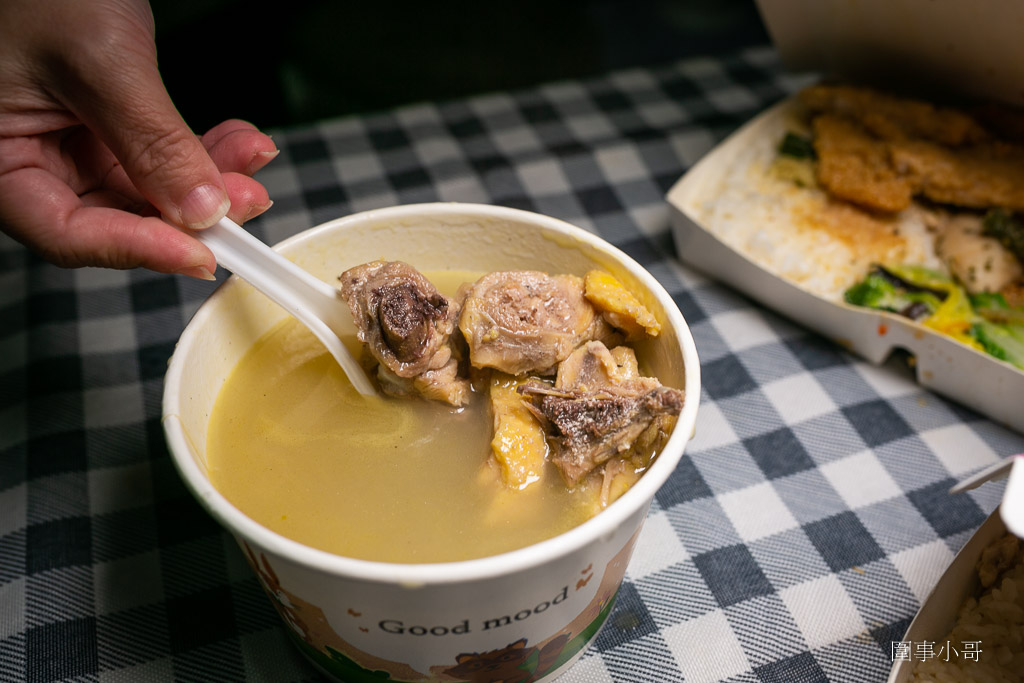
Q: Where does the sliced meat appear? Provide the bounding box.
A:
[338,260,469,405]
[519,342,683,486]
[458,270,615,375]
[935,213,1023,294]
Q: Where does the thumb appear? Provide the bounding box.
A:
[49,9,230,230]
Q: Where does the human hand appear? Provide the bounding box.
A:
[0,0,278,279]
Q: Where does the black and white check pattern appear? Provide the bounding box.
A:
[3,45,1022,682]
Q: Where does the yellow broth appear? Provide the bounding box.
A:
[206,271,636,564]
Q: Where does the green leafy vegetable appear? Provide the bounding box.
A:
[843,267,943,319]
[845,263,1024,371]
[970,320,1024,370]
[970,291,1024,325]
[970,291,1009,309]
[778,132,816,160]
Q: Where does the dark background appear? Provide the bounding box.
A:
[151,0,771,132]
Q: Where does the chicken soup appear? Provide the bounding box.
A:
[207,266,683,563]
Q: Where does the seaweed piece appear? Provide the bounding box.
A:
[900,301,932,320]
[843,266,946,320]
[872,265,949,301]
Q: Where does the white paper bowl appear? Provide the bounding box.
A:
[162,203,700,682]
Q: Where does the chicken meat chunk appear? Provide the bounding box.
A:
[338,260,469,405]
[519,341,683,486]
[458,270,616,375]
[935,213,1024,295]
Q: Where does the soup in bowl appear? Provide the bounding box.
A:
[162,203,700,682]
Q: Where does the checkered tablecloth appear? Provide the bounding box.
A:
[4,44,1023,683]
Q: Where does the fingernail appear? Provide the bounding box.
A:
[176,266,217,281]
[180,184,230,230]
[244,199,274,222]
[248,149,281,175]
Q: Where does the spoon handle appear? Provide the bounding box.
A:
[195,217,378,397]
[1001,456,1024,538]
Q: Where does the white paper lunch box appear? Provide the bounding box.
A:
[886,507,1009,683]
[665,95,1024,435]
[753,0,1024,110]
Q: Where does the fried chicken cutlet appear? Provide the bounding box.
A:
[800,84,1024,213]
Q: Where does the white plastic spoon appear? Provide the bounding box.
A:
[1002,457,1024,538]
[191,216,377,396]
[948,454,1019,494]
[949,453,1024,539]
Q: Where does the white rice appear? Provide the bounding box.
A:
[691,112,944,302]
[910,539,1024,683]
